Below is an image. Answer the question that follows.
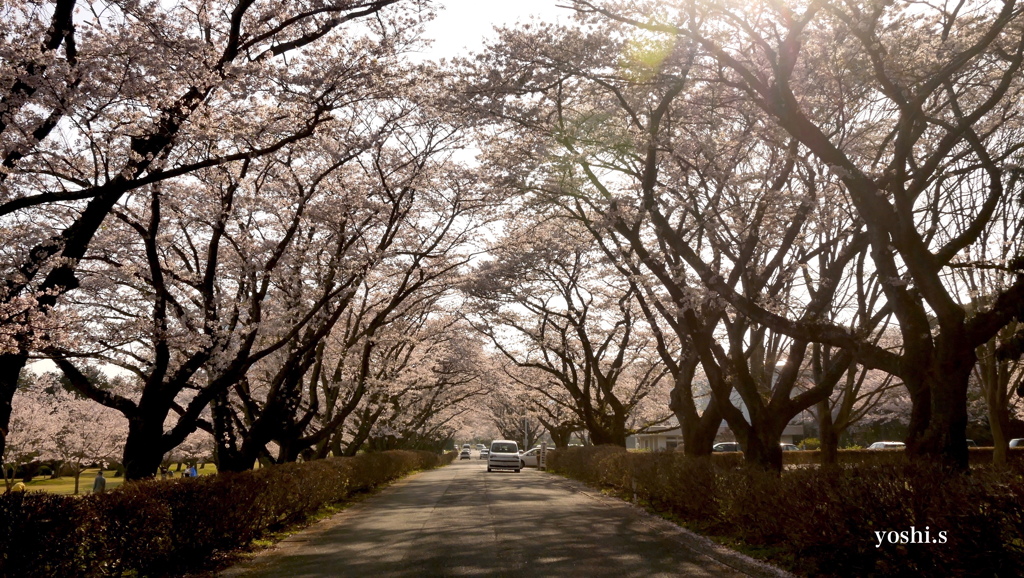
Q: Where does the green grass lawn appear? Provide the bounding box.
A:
[21,464,219,495]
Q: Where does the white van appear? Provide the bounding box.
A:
[487,440,520,472]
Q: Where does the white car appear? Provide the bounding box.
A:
[487,440,521,472]
[867,441,905,450]
[519,447,553,467]
[1009,438,1024,448]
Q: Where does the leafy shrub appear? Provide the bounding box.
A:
[549,446,1024,577]
[0,450,448,577]
[799,437,820,450]
[0,492,87,576]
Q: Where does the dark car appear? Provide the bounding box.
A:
[712,442,741,452]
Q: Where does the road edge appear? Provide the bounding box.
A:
[217,467,438,577]
[542,472,798,578]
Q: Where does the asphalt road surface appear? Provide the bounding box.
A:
[223,456,792,578]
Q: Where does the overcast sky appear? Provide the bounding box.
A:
[418,0,575,59]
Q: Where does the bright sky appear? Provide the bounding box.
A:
[418,0,576,59]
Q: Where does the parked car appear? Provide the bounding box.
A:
[780,443,799,451]
[477,444,486,450]
[867,441,905,450]
[1010,438,1024,448]
[712,442,741,452]
[487,440,521,472]
[479,448,489,459]
[462,443,471,450]
[459,449,471,460]
[966,439,978,447]
[519,447,553,467]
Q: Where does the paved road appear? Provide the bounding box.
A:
[223,457,791,578]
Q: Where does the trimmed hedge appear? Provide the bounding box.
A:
[694,446,1024,468]
[0,450,454,577]
[772,446,1024,467]
[549,446,1024,577]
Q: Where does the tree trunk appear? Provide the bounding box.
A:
[343,407,383,456]
[545,423,574,449]
[221,418,279,473]
[668,359,723,457]
[0,352,29,462]
[991,403,1009,466]
[122,413,168,480]
[587,413,627,446]
[906,340,974,470]
[921,372,971,470]
[551,429,572,449]
[978,336,1014,467]
[678,395,722,457]
[211,388,247,471]
[743,419,786,472]
[328,429,345,457]
[817,399,839,465]
[217,449,257,473]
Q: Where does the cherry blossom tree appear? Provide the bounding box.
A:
[361,316,489,452]
[483,373,545,450]
[48,388,126,492]
[2,372,126,492]
[570,0,1024,469]
[465,219,670,446]
[950,193,1024,463]
[50,134,413,478]
[206,137,485,468]
[457,13,871,468]
[164,430,215,472]
[2,379,57,491]
[0,0,431,468]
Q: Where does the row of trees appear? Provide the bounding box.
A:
[3,0,1024,479]
[455,0,1024,470]
[0,0,501,480]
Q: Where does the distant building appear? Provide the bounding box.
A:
[626,381,811,451]
[631,424,685,451]
[627,421,806,452]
